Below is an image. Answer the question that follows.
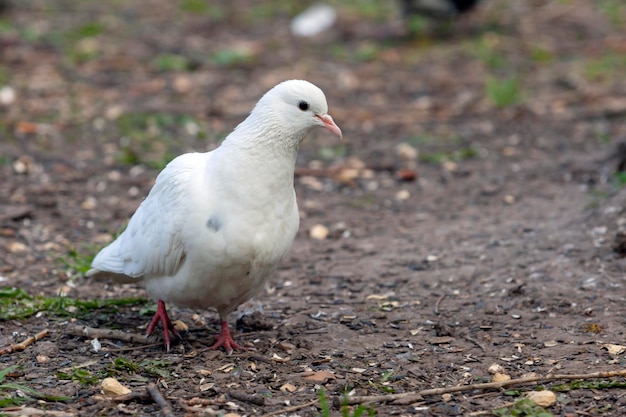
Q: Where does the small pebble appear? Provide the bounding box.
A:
[277,341,296,352]
[0,85,16,105]
[395,190,410,201]
[7,241,28,254]
[310,224,329,240]
[36,355,50,364]
[526,390,556,407]
[101,377,131,397]
[394,142,419,161]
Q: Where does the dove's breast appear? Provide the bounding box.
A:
[143,153,300,312]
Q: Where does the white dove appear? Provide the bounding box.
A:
[86,80,342,353]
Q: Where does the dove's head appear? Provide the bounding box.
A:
[253,80,342,142]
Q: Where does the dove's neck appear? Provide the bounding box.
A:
[211,119,305,206]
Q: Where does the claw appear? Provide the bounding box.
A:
[208,320,250,354]
[146,300,181,351]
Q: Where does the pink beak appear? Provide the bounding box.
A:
[316,114,342,139]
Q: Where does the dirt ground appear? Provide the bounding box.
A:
[2,1,626,416]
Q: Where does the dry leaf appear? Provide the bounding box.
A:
[488,363,504,374]
[200,382,215,392]
[280,382,297,392]
[366,293,393,301]
[172,320,189,332]
[301,370,335,383]
[427,336,455,345]
[271,353,290,363]
[603,343,626,356]
[491,372,511,382]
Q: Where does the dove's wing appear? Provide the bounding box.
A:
[89,152,208,278]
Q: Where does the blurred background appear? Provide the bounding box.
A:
[1,0,624,171]
[2,1,626,416]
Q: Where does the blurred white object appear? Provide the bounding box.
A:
[290,3,337,37]
[0,85,15,105]
[91,338,102,353]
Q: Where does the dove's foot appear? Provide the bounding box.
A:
[209,320,250,354]
[146,299,182,351]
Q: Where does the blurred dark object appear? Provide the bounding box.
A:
[615,141,626,173]
[400,0,481,19]
[613,231,626,257]
[0,0,11,14]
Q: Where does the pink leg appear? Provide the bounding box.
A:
[145,300,181,351]
[208,320,249,354]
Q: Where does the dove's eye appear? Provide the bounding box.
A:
[298,101,309,111]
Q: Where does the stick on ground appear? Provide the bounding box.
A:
[258,399,319,417]
[0,329,49,356]
[65,324,160,345]
[341,369,626,405]
[228,390,266,406]
[146,383,175,417]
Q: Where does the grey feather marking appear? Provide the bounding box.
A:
[206,216,222,232]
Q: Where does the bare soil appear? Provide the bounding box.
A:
[2,1,626,416]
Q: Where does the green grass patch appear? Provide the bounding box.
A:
[355,43,379,62]
[242,2,301,24]
[420,145,478,164]
[598,0,625,28]
[368,369,396,394]
[494,398,553,417]
[529,46,553,64]
[58,245,97,276]
[0,65,9,85]
[584,53,626,83]
[1,365,70,406]
[405,15,429,35]
[57,368,100,385]
[485,76,522,108]
[66,22,106,40]
[117,112,200,138]
[613,171,626,187]
[180,0,224,16]
[317,388,376,417]
[112,357,171,379]
[471,33,508,70]
[115,111,203,167]
[318,145,349,160]
[210,48,254,67]
[0,287,149,320]
[336,0,393,21]
[152,53,193,72]
[550,379,626,392]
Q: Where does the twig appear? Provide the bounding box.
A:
[460,333,486,351]
[258,399,318,417]
[433,294,446,315]
[341,369,626,405]
[102,343,164,352]
[0,329,49,356]
[228,390,265,406]
[65,324,160,345]
[146,383,175,417]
